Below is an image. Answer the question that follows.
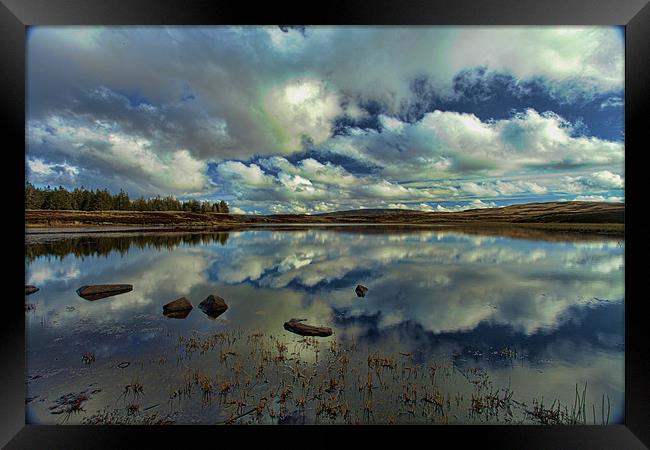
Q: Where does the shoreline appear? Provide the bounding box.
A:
[24,222,624,245]
[24,202,625,238]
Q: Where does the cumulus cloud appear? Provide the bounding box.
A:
[28,26,623,157]
[27,157,80,185]
[211,107,623,213]
[460,180,547,197]
[562,170,624,193]
[262,78,343,151]
[320,109,623,181]
[293,158,359,186]
[360,180,417,199]
[574,195,624,202]
[450,27,623,100]
[28,116,210,196]
[600,96,624,109]
[433,199,498,212]
[26,26,624,210]
[216,161,275,188]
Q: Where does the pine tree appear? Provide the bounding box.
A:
[25,182,44,209]
[24,184,234,213]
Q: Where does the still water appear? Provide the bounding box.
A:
[25,228,624,425]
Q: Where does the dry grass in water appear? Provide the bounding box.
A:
[59,330,614,425]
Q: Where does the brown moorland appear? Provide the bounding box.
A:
[25,201,623,237]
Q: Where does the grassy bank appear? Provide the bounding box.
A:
[25,201,624,237]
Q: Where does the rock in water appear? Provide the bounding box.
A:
[199,294,228,319]
[25,285,39,295]
[77,284,133,301]
[283,318,332,337]
[164,309,191,319]
[355,284,368,297]
[163,297,193,315]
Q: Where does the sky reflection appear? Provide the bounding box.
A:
[25,229,624,423]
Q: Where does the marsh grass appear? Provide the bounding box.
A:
[65,330,615,425]
[525,382,611,425]
[119,379,144,403]
[83,407,176,425]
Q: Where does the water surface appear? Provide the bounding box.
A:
[25,228,624,424]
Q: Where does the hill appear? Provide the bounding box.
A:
[25,202,624,237]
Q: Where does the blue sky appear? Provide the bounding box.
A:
[26,26,624,214]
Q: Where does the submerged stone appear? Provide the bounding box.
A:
[163,297,193,314]
[163,309,192,319]
[77,284,133,301]
[283,318,332,337]
[199,294,228,319]
[355,284,368,297]
[25,285,39,295]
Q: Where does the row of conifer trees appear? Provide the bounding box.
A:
[25,183,229,213]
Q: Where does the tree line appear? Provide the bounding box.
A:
[25,183,230,213]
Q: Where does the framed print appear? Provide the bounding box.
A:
[2,0,648,448]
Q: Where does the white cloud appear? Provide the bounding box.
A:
[460,180,547,197]
[216,161,274,188]
[562,170,624,193]
[257,156,359,187]
[379,114,406,133]
[264,26,307,52]
[600,96,624,109]
[27,157,80,184]
[574,195,623,202]
[269,202,310,214]
[296,158,359,186]
[262,78,343,152]
[591,170,624,188]
[450,27,623,99]
[434,199,498,212]
[213,106,625,211]
[28,26,623,164]
[28,118,210,195]
[277,172,315,192]
[26,26,624,211]
[324,109,623,179]
[361,180,415,199]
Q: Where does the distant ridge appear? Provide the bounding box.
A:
[315,208,422,217]
[314,201,624,224]
[26,201,624,230]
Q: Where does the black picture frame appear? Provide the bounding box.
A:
[2,0,647,448]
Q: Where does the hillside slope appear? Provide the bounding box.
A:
[26,201,624,228]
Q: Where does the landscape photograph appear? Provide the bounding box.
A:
[25,25,624,425]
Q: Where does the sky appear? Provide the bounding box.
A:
[26,26,625,214]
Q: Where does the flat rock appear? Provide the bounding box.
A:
[25,285,39,295]
[76,284,133,301]
[163,297,193,314]
[355,284,368,297]
[199,294,228,319]
[283,318,332,337]
[163,309,191,319]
